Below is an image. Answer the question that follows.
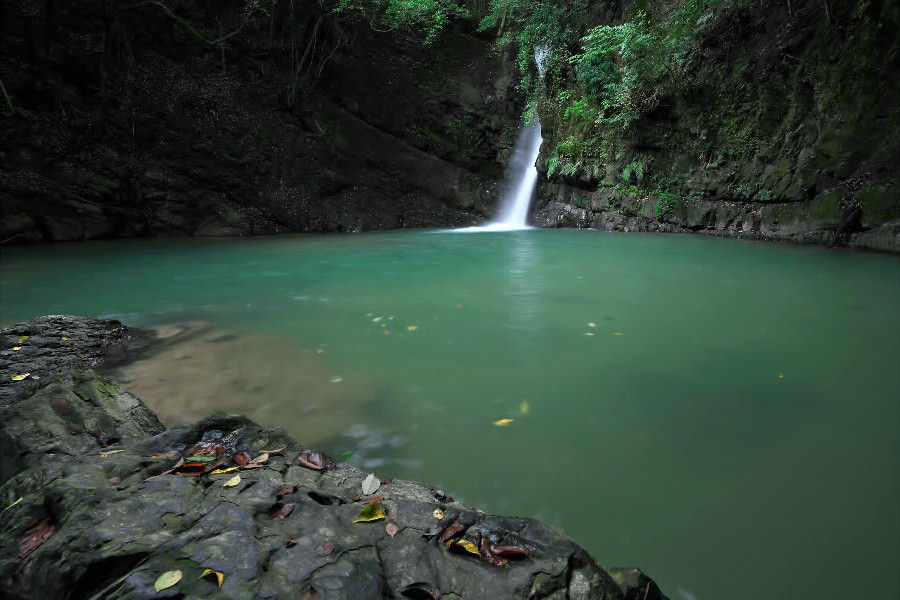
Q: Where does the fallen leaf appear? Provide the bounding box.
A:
[361,473,380,496]
[250,452,269,465]
[298,449,328,471]
[386,523,399,538]
[492,419,513,427]
[261,446,286,455]
[447,538,479,556]
[108,477,121,484]
[233,452,251,466]
[275,485,296,497]
[517,401,531,415]
[303,587,319,600]
[588,322,596,328]
[406,325,419,331]
[269,502,296,520]
[2,497,24,512]
[210,466,240,475]
[778,373,785,379]
[12,346,21,351]
[315,542,334,556]
[480,535,508,567]
[491,544,530,558]
[154,570,182,592]
[17,335,28,343]
[351,495,384,503]
[10,373,30,381]
[100,449,125,458]
[612,332,624,336]
[151,450,179,459]
[583,332,594,336]
[354,501,386,523]
[61,337,70,341]
[200,568,224,588]
[438,524,464,543]
[17,519,53,561]
[285,538,300,547]
[223,475,241,487]
[433,508,445,520]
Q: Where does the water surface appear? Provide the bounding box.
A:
[2,230,898,600]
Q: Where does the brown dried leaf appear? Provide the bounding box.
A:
[491,544,530,558]
[438,524,465,543]
[233,452,251,466]
[275,485,296,498]
[18,519,53,561]
[314,543,334,557]
[386,523,399,538]
[297,449,328,471]
[285,538,300,547]
[269,502,296,520]
[261,446,286,455]
[480,536,508,567]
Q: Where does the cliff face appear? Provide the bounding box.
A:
[532,0,899,251]
[0,0,521,242]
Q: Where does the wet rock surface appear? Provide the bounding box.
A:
[0,317,667,599]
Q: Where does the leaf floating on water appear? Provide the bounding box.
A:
[200,568,224,588]
[354,501,386,523]
[18,518,54,561]
[223,475,241,487]
[588,322,596,328]
[778,373,785,379]
[406,325,419,331]
[154,570,182,592]
[210,466,240,475]
[10,373,29,381]
[361,473,380,496]
[432,508,445,520]
[492,419,513,427]
[386,522,399,538]
[612,332,624,336]
[314,542,334,556]
[582,332,594,336]
[447,538,480,556]
[517,401,531,415]
[269,502,296,520]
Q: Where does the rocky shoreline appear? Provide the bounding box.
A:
[0,316,667,599]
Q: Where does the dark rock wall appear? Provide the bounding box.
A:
[533,0,899,251]
[0,0,521,243]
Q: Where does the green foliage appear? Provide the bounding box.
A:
[335,0,468,42]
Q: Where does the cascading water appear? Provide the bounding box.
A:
[454,46,549,232]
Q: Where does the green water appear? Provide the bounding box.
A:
[2,230,898,599]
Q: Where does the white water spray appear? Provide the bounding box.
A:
[454,46,548,232]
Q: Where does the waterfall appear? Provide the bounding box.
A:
[452,46,548,232]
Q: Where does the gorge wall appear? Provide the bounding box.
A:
[0,0,521,242]
[530,0,899,251]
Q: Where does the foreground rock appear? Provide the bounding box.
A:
[0,317,667,599]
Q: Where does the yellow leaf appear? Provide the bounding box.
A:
[493,418,513,427]
[583,332,594,336]
[12,346,21,351]
[2,497,23,512]
[61,337,69,341]
[447,538,480,556]
[778,373,784,379]
[200,569,225,588]
[154,570,182,592]
[210,466,240,474]
[17,335,28,344]
[612,332,624,336]
[517,401,531,415]
[354,501,386,523]
[223,475,241,487]
[100,449,125,458]
[406,325,419,331]
[10,373,29,381]
[433,508,445,520]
